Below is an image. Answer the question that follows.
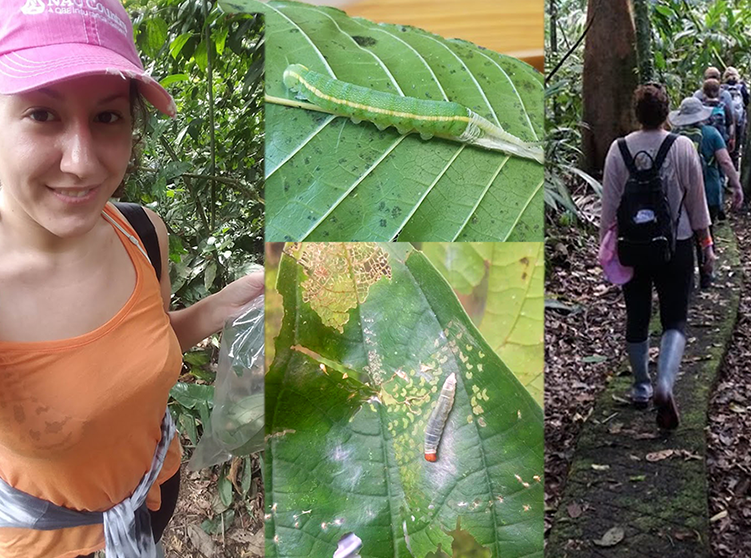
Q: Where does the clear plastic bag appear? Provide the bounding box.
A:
[188,295,265,470]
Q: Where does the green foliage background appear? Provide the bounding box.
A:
[123,0,264,308]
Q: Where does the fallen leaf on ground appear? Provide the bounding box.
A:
[567,501,583,518]
[188,524,216,557]
[593,526,625,547]
[646,449,675,462]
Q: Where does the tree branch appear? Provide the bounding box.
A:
[545,8,598,86]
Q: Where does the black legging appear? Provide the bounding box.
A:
[77,468,181,557]
[623,238,694,343]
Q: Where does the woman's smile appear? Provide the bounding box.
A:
[47,185,102,203]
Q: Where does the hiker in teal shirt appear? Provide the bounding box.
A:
[698,124,728,212]
[669,96,743,287]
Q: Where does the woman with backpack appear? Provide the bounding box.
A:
[694,66,736,153]
[0,1,263,557]
[600,84,714,430]
[722,66,749,170]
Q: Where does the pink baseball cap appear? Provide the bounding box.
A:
[0,0,176,117]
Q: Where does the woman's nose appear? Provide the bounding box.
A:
[59,121,102,180]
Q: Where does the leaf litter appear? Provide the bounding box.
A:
[546,214,751,555]
[706,211,751,556]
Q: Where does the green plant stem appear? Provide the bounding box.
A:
[158,135,226,286]
[159,136,211,234]
[204,0,217,231]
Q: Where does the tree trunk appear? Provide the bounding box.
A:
[581,0,639,176]
[632,0,654,83]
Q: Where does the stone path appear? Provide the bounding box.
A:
[547,223,741,558]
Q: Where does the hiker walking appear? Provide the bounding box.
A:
[600,84,714,430]
[722,66,748,170]
[669,97,743,288]
[701,79,732,147]
[0,1,263,557]
[694,67,736,154]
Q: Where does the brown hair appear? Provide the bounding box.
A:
[113,79,149,197]
[703,78,720,99]
[704,66,721,80]
[633,83,669,129]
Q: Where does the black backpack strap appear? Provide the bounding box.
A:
[113,202,162,282]
[653,133,678,171]
[617,138,639,175]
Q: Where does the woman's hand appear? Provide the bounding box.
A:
[213,270,265,323]
[731,186,744,211]
[702,245,717,275]
[169,270,264,352]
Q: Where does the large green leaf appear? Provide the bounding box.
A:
[422,244,544,405]
[220,0,544,242]
[265,244,543,558]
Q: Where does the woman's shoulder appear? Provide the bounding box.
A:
[697,124,723,141]
[612,130,669,155]
[107,202,166,235]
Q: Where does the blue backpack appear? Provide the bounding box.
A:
[702,98,728,142]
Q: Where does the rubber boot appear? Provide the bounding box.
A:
[627,340,652,408]
[654,330,686,430]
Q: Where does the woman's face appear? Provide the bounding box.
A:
[0,74,133,239]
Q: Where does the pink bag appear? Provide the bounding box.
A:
[599,225,634,285]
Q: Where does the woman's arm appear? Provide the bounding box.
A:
[168,273,264,352]
[676,137,711,231]
[715,147,744,209]
[722,97,736,151]
[600,141,624,243]
[144,208,264,352]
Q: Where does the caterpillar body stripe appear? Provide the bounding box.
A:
[282,64,543,164]
[424,372,457,462]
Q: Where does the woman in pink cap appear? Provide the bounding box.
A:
[0,1,262,557]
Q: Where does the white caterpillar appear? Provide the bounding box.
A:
[424,372,457,462]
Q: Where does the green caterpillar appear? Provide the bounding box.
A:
[282,64,543,164]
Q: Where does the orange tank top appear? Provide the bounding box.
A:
[0,203,183,558]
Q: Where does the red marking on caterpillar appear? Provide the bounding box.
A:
[424,372,457,462]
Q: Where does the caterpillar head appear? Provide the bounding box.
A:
[283,64,310,91]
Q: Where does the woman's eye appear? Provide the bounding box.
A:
[95,111,122,124]
[28,110,56,122]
